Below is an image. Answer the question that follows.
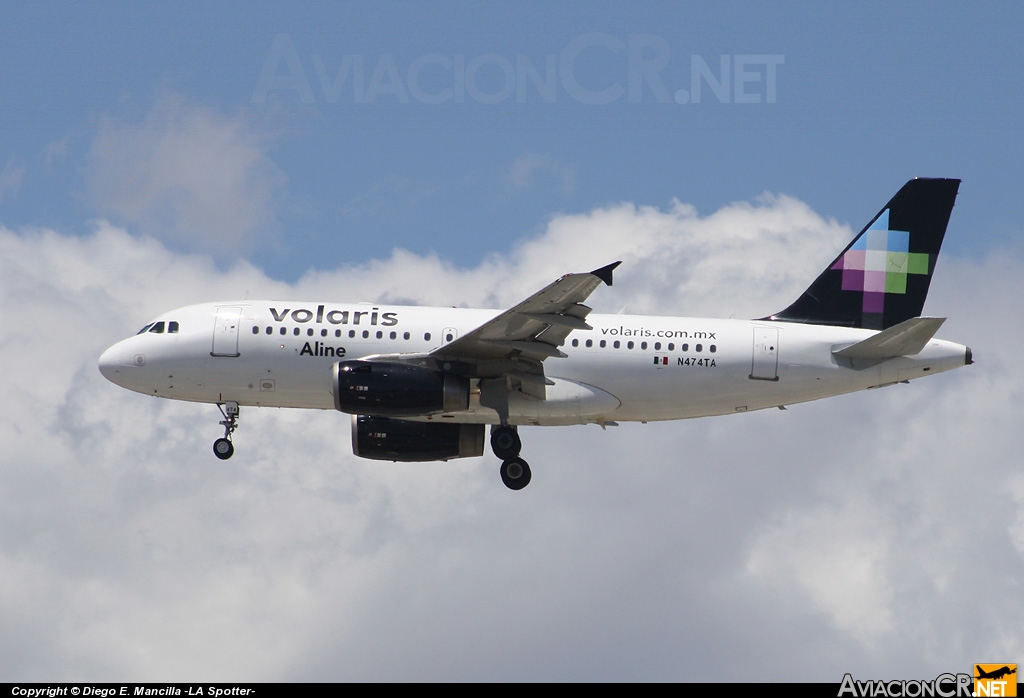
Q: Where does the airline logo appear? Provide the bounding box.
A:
[974,664,1017,697]
[269,305,398,327]
[831,209,929,314]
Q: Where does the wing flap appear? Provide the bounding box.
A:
[481,339,568,360]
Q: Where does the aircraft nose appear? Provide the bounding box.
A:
[98,343,123,384]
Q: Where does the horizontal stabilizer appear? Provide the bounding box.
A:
[833,317,946,361]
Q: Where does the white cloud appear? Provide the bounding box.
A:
[86,96,285,257]
[293,192,845,320]
[1009,477,1024,557]
[0,193,1021,680]
[747,501,897,644]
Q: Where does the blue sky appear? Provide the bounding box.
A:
[2,1,1023,682]
[2,1,1021,277]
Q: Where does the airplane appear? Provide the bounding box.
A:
[975,666,1017,681]
[98,178,971,490]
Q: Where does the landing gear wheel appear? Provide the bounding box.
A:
[213,438,234,460]
[213,402,240,460]
[490,425,522,460]
[500,457,532,490]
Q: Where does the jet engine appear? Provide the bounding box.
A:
[351,415,485,462]
[333,360,470,417]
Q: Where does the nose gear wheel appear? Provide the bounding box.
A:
[213,402,239,460]
[213,438,234,459]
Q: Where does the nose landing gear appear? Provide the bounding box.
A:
[491,425,531,490]
[213,402,239,460]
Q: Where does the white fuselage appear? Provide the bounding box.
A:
[98,301,970,426]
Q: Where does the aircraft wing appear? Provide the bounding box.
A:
[430,261,620,398]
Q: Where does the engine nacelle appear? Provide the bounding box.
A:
[351,415,485,462]
[333,360,470,417]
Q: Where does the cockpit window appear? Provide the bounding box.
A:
[136,323,154,335]
[168,321,179,333]
[148,321,166,334]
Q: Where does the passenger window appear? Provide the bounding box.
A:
[307,328,314,336]
[654,342,661,350]
[668,343,674,351]
[265,326,272,335]
[349,330,356,338]
[696,344,703,352]
[710,344,717,353]
[682,343,688,351]
[293,328,300,336]
[335,330,342,338]
[599,340,606,348]
[641,342,647,350]
[280,327,287,335]
[321,329,328,337]
[252,326,259,335]
[390,331,397,339]
[377,331,383,339]
[572,339,579,347]
[404,332,410,340]
[613,340,620,349]
[424,333,431,341]
[585,339,593,348]
[148,322,165,334]
[168,321,179,333]
[627,341,634,349]
[363,330,369,338]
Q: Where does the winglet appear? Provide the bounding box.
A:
[591,261,622,286]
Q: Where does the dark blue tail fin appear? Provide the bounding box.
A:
[770,178,960,330]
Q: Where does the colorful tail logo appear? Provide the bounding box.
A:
[771,178,959,330]
[831,209,930,314]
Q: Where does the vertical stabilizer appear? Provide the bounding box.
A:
[771,178,960,330]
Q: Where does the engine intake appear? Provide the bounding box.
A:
[333,360,470,417]
[351,415,484,462]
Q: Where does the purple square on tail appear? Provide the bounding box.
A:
[862,292,885,313]
[842,269,864,291]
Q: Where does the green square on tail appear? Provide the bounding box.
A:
[885,272,907,294]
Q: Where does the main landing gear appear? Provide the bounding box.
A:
[213,401,239,460]
[491,425,531,490]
